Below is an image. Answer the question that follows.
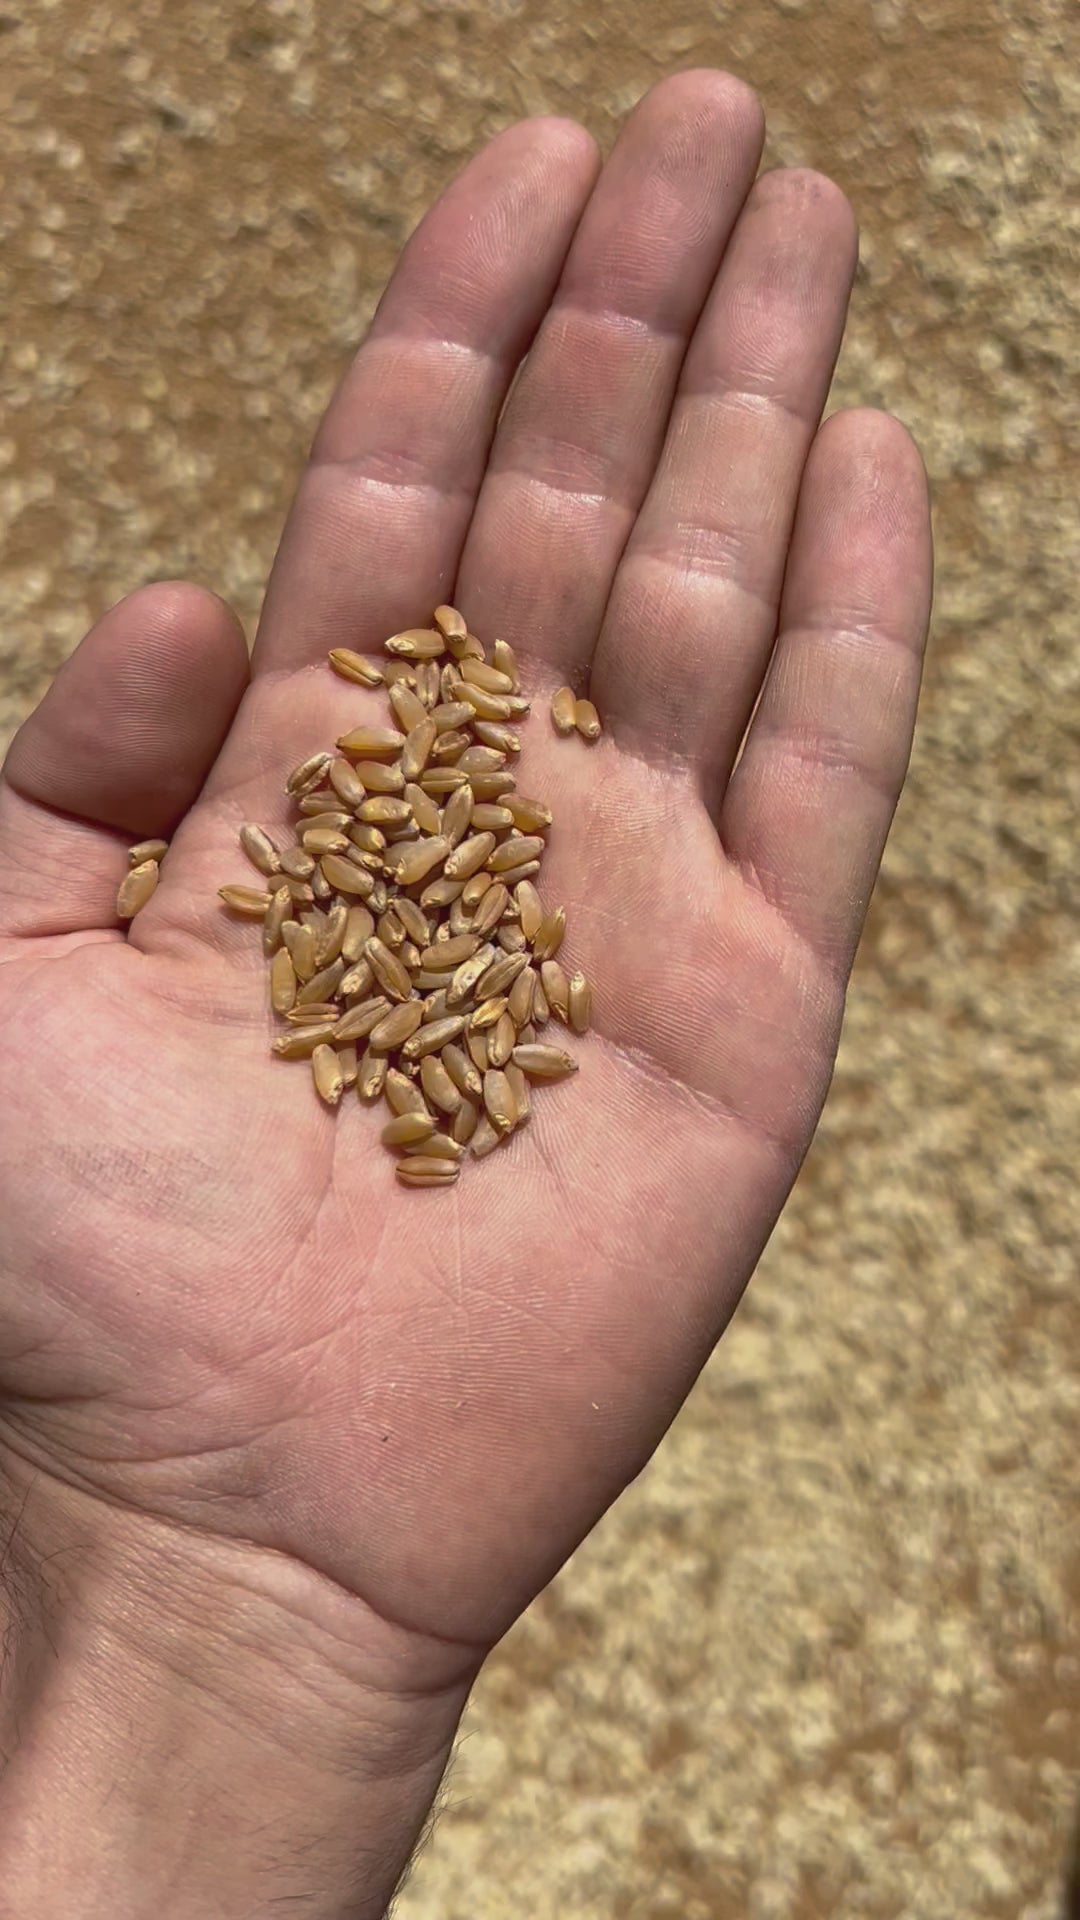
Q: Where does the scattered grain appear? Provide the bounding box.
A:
[511,1043,578,1079]
[218,883,270,917]
[240,826,279,877]
[128,838,168,866]
[551,686,577,734]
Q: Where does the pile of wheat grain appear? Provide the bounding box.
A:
[216,609,596,1187]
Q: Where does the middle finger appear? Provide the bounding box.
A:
[455,70,765,682]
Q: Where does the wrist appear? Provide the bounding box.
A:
[0,1459,476,1918]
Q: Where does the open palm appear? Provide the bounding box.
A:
[0,75,930,1676]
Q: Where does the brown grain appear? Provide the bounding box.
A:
[272,1023,339,1059]
[395,1160,461,1187]
[452,1095,480,1144]
[433,604,467,641]
[470,1115,502,1157]
[312,1044,346,1107]
[350,760,406,793]
[430,701,473,732]
[508,966,536,1028]
[263,886,292,957]
[540,959,570,1021]
[302,826,351,857]
[471,881,509,937]
[574,698,602,741]
[440,783,474,849]
[283,921,317,981]
[471,803,516,832]
[321,854,376,897]
[483,1069,516,1134]
[280,845,317,879]
[128,838,169,866]
[329,759,367,808]
[405,783,441,836]
[475,950,528,1002]
[385,835,450,887]
[470,994,509,1031]
[358,1047,388,1101]
[382,1111,436,1147]
[239,824,279,877]
[407,1131,464,1162]
[551,686,577,735]
[333,997,392,1043]
[340,954,375,997]
[488,1011,516,1068]
[442,1043,483,1101]
[459,657,514,695]
[384,1069,431,1118]
[358,796,412,827]
[364,936,413,1002]
[287,751,332,795]
[443,831,496,881]
[316,902,349,968]
[469,771,517,801]
[296,957,346,1005]
[420,933,478,971]
[388,682,429,733]
[328,648,384,687]
[400,1014,466,1061]
[491,640,520,690]
[489,835,544,874]
[336,725,406,760]
[458,683,513,722]
[533,906,566,961]
[385,627,445,661]
[420,1054,461,1115]
[511,1042,578,1079]
[506,1063,531,1126]
[568,970,592,1034]
[218,883,270,916]
[270,947,297,1013]
[420,767,468,795]
[370,1000,424,1051]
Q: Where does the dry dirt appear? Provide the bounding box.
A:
[1,3,1077,1915]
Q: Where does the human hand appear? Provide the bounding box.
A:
[0,71,931,1915]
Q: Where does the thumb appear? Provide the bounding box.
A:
[0,582,249,942]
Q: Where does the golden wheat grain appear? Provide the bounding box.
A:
[312,1044,345,1107]
[358,1046,388,1101]
[511,1043,578,1079]
[551,686,576,734]
[218,883,270,916]
[382,1111,436,1147]
[128,837,168,866]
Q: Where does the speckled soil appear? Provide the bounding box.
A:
[1,4,1077,1915]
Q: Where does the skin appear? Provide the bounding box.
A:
[0,71,931,1912]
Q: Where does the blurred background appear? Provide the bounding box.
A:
[1,2,1076,1914]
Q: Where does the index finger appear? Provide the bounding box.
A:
[251,118,600,677]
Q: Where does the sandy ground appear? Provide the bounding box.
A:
[1,3,1077,1914]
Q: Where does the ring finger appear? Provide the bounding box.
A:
[591,164,858,810]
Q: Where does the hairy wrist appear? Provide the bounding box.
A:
[0,1459,475,1918]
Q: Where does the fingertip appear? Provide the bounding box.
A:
[5,578,250,835]
[511,114,603,180]
[812,407,934,580]
[98,580,250,698]
[631,67,766,153]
